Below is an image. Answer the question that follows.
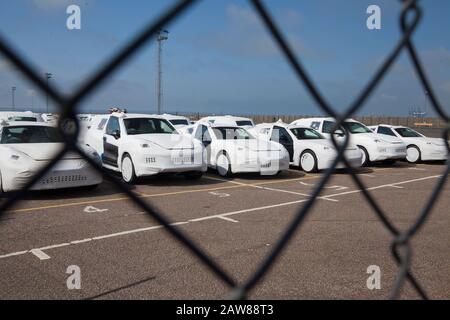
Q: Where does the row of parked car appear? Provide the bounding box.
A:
[0,110,447,193]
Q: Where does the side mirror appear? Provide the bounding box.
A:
[334,129,344,137]
[112,130,121,140]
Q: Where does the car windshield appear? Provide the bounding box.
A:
[236,120,253,127]
[343,121,373,134]
[124,118,177,135]
[395,127,422,138]
[212,127,254,140]
[8,116,38,122]
[290,127,325,140]
[0,125,63,144]
[170,119,189,126]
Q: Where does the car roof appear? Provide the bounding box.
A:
[200,115,253,122]
[161,113,189,120]
[292,117,358,123]
[0,120,55,127]
[98,113,170,120]
[196,120,239,128]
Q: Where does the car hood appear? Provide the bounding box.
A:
[5,143,81,161]
[131,133,194,150]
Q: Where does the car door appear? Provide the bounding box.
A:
[103,116,121,167]
[271,126,294,161]
[194,125,213,163]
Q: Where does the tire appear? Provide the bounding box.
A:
[406,145,421,163]
[216,153,232,177]
[121,154,137,183]
[184,171,203,180]
[358,146,370,167]
[300,150,318,173]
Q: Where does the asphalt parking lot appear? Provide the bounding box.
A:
[0,161,449,299]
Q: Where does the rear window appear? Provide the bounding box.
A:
[8,116,37,122]
[236,120,253,127]
[1,126,63,144]
[170,119,189,126]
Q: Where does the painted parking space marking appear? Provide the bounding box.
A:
[0,173,442,262]
[409,167,427,171]
[84,206,109,213]
[30,249,51,261]
[217,216,239,223]
[209,191,230,198]
[6,175,321,214]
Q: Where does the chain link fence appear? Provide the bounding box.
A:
[0,0,449,300]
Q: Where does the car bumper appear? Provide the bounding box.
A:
[371,145,407,162]
[232,157,290,175]
[2,159,102,192]
[134,150,207,177]
[421,146,448,161]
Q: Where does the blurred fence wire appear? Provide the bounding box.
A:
[0,0,449,299]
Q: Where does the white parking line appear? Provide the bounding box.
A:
[0,174,442,261]
[30,249,51,261]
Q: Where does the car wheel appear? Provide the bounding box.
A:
[406,145,421,163]
[216,153,232,177]
[121,154,136,183]
[184,171,203,180]
[300,150,318,173]
[358,146,370,166]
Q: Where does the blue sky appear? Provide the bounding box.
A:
[0,0,449,117]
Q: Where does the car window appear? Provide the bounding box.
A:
[322,121,335,134]
[290,128,324,140]
[170,119,189,126]
[212,127,253,140]
[377,126,396,136]
[8,116,37,122]
[271,126,293,143]
[343,122,372,134]
[106,116,120,136]
[124,118,176,135]
[236,120,253,127]
[97,118,108,130]
[395,127,423,138]
[0,126,63,144]
[311,121,321,130]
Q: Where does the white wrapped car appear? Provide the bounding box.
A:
[0,121,102,193]
[291,118,407,166]
[369,125,448,163]
[190,121,289,176]
[82,112,207,183]
[249,121,362,173]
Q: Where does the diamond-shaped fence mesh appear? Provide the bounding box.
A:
[0,0,449,300]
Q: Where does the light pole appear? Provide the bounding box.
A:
[45,72,52,113]
[12,86,16,110]
[156,29,168,114]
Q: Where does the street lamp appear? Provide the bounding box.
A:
[12,86,16,110]
[156,29,169,114]
[45,72,52,113]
